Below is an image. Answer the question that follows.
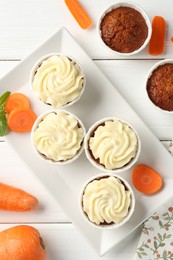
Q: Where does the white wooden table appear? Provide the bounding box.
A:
[0,1,173,259]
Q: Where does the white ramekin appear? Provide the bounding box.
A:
[79,173,135,229]
[31,109,86,165]
[84,117,141,173]
[98,2,152,56]
[146,59,173,114]
[30,52,86,108]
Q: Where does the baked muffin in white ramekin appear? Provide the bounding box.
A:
[31,110,86,164]
[30,53,86,108]
[80,173,135,229]
[85,118,141,173]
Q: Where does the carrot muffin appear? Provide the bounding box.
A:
[32,110,85,164]
[85,118,140,172]
[100,6,148,53]
[81,175,135,227]
[147,63,173,111]
[31,54,85,108]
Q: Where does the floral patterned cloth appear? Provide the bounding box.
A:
[134,200,173,260]
[134,141,173,260]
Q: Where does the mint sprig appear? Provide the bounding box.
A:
[0,91,11,136]
[0,91,11,107]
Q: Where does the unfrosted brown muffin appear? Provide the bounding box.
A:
[147,63,173,111]
[100,6,148,53]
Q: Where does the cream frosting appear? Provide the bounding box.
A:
[89,120,138,170]
[83,176,131,225]
[32,55,84,107]
[33,111,84,162]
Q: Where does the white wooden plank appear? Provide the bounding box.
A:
[95,60,173,140]
[0,223,142,260]
[0,139,171,224]
[0,142,69,223]
[0,0,172,59]
[0,60,173,140]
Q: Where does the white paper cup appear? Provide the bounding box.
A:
[80,173,135,229]
[31,110,86,165]
[98,2,152,56]
[84,117,141,173]
[30,52,86,108]
[146,59,173,113]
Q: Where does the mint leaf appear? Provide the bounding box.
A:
[0,91,11,107]
[0,109,7,136]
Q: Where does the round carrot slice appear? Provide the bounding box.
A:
[8,109,37,133]
[132,164,163,194]
[5,93,30,114]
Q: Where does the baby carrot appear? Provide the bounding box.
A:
[148,16,166,55]
[5,93,30,114]
[0,182,38,211]
[132,164,163,194]
[64,0,92,29]
[8,109,37,132]
[0,225,46,260]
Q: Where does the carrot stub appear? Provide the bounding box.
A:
[8,109,37,132]
[5,93,30,114]
[132,164,163,194]
[0,182,38,211]
[64,0,92,29]
[148,16,166,55]
[0,225,46,260]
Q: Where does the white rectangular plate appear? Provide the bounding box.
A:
[3,27,173,256]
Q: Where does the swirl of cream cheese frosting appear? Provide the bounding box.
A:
[33,111,84,162]
[83,176,131,225]
[32,55,84,107]
[89,120,138,170]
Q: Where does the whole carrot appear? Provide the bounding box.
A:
[0,182,38,211]
[0,225,46,260]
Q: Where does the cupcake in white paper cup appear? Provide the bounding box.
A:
[98,2,152,56]
[31,110,86,165]
[84,118,141,173]
[80,173,135,229]
[30,53,86,108]
[146,59,173,113]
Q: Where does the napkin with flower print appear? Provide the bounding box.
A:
[134,142,173,260]
[134,200,173,260]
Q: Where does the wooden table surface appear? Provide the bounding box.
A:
[0,1,173,259]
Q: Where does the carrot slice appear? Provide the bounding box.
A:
[0,182,38,211]
[8,109,37,132]
[5,93,30,114]
[64,0,92,29]
[132,164,163,194]
[148,16,166,55]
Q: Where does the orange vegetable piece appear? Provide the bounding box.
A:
[8,109,37,132]
[0,182,38,211]
[0,225,46,260]
[132,164,163,194]
[148,16,166,55]
[64,0,92,29]
[5,93,30,114]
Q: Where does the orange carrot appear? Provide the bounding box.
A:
[0,225,46,260]
[0,182,38,211]
[5,93,30,114]
[148,16,166,55]
[65,0,92,29]
[132,164,163,194]
[7,109,37,132]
